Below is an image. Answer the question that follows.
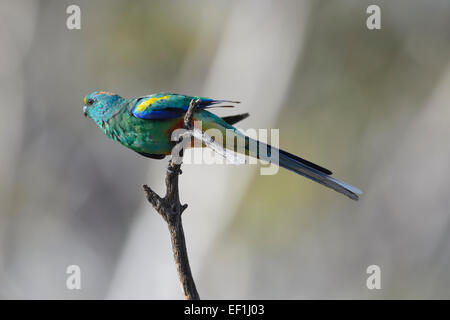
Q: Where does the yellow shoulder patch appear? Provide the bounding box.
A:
[135,95,170,112]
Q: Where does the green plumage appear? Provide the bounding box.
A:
[83,91,362,200]
[102,100,178,155]
[83,92,238,157]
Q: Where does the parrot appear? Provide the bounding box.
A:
[83,91,362,200]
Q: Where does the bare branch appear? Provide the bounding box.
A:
[143,99,200,300]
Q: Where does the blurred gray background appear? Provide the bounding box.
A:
[1,0,450,299]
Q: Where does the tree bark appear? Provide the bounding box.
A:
[143,99,200,300]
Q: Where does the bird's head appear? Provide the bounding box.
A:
[83,91,125,126]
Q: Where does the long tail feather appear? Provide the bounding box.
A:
[277,151,362,200]
[248,139,362,200]
[199,112,362,200]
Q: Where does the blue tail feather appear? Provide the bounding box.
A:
[249,138,362,200]
[277,150,362,200]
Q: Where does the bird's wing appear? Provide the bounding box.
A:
[130,93,239,120]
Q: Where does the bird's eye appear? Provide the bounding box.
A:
[87,99,94,105]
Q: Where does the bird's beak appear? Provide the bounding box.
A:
[83,105,88,117]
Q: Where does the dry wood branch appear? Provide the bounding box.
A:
[143,99,200,300]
